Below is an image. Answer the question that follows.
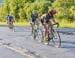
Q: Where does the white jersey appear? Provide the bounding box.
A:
[41,13,47,24]
[41,13,46,19]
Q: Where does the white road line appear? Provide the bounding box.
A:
[0,43,35,58]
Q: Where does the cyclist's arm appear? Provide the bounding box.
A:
[52,17,58,24]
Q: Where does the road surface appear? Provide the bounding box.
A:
[0,26,75,58]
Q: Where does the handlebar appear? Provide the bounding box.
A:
[52,23,59,28]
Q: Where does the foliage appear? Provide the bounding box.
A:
[52,0,75,22]
[0,0,75,23]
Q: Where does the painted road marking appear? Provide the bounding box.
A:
[0,43,35,58]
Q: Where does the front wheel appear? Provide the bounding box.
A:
[33,29,37,40]
[8,22,14,31]
[49,30,61,48]
[33,28,43,43]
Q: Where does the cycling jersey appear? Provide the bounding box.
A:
[45,13,54,23]
[7,15,13,22]
[41,13,54,24]
[30,13,38,22]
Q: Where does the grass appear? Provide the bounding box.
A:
[58,20,75,28]
[14,22,30,26]
[0,20,75,28]
[0,22,30,26]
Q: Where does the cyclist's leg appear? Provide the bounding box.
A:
[7,20,13,31]
[35,18,39,30]
[42,24,45,42]
[8,22,11,29]
[43,24,49,43]
[7,20,10,28]
[41,19,48,43]
[10,20,14,30]
[48,21,53,39]
[8,20,14,30]
[43,20,53,44]
[8,22,13,30]
[30,21,34,34]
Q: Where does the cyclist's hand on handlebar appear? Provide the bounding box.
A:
[55,22,59,28]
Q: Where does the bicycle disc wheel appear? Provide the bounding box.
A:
[49,30,61,48]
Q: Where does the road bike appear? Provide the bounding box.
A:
[42,23,61,48]
[32,23,43,41]
[7,21,14,31]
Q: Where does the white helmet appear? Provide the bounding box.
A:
[32,10,37,15]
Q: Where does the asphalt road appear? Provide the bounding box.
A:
[0,46,27,58]
[0,26,75,58]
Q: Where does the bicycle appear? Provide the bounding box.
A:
[32,23,43,41]
[7,21,14,31]
[42,23,61,48]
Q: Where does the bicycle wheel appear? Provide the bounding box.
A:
[33,29,37,40]
[49,30,61,48]
[8,22,14,31]
[34,28,43,42]
[37,28,43,42]
[32,24,37,40]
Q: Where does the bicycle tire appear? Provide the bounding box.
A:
[33,27,43,42]
[8,23,14,31]
[48,29,61,48]
[33,29,37,40]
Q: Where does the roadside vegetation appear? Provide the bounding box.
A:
[0,0,75,28]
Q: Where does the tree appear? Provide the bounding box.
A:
[52,0,75,22]
[1,0,53,22]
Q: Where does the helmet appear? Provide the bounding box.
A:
[32,10,37,15]
[49,9,56,15]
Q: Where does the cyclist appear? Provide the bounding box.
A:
[30,10,39,34]
[41,9,59,45]
[6,14,14,31]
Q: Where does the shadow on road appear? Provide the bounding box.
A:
[61,41,75,48]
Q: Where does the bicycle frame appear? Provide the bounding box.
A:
[48,23,61,47]
[33,23,43,41]
[42,23,61,47]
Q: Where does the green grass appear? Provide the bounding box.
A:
[0,22,30,26]
[0,22,7,26]
[58,20,75,28]
[0,21,75,28]
[14,22,30,26]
